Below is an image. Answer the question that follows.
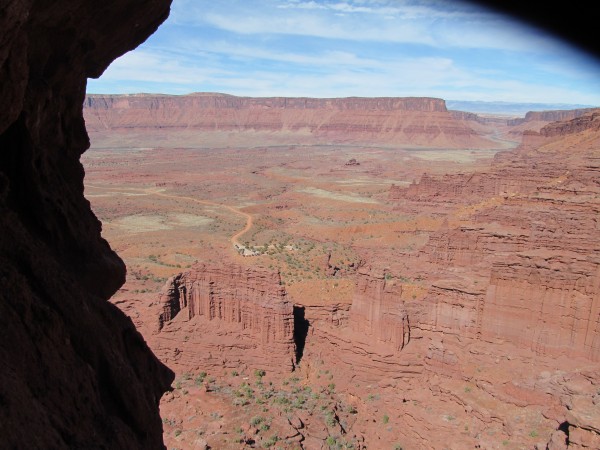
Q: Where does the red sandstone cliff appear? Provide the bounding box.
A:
[156,263,296,373]
[506,108,596,138]
[83,93,496,148]
[508,108,596,126]
[392,111,600,358]
[381,112,600,446]
[350,268,411,352]
[0,1,173,448]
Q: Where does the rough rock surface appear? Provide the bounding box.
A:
[156,263,296,373]
[89,106,600,447]
[255,111,599,448]
[382,112,600,447]
[0,1,173,448]
[83,93,496,148]
[350,267,411,352]
[396,112,600,359]
[506,108,596,136]
[508,108,596,127]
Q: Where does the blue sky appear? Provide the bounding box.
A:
[87,0,600,104]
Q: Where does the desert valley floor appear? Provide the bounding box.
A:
[81,94,600,450]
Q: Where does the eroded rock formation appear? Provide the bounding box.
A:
[394,111,600,360]
[506,108,597,138]
[253,111,599,447]
[83,93,496,148]
[0,1,173,448]
[508,108,596,127]
[350,268,411,352]
[382,112,600,446]
[156,263,296,373]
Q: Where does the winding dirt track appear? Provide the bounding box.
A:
[86,184,253,247]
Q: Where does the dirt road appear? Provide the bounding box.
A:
[86,184,253,247]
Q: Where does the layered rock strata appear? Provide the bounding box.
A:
[508,108,596,127]
[0,1,173,448]
[506,108,597,138]
[157,263,296,372]
[392,112,600,360]
[381,113,600,446]
[83,93,496,148]
[295,268,425,387]
[350,268,411,352]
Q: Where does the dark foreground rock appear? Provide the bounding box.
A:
[0,0,173,448]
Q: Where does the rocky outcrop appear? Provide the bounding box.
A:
[392,110,600,205]
[84,93,496,148]
[157,263,296,372]
[349,115,600,447]
[506,108,598,138]
[350,268,411,352]
[449,110,481,121]
[540,110,600,137]
[391,112,600,363]
[0,1,173,448]
[508,108,596,126]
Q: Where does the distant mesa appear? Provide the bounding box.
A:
[83,93,498,149]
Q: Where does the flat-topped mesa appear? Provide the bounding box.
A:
[158,263,296,371]
[85,93,447,112]
[349,267,411,352]
[83,93,495,148]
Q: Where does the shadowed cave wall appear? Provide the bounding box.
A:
[0,1,173,448]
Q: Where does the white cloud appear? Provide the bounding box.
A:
[91,50,227,85]
[195,5,564,54]
[87,0,600,104]
[202,11,437,45]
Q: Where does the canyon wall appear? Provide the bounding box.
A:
[0,1,173,448]
[506,108,596,138]
[349,268,411,352]
[129,108,599,447]
[394,111,600,360]
[83,93,496,148]
[508,108,596,126]
[338,112,600,447]
[156,263,296,373]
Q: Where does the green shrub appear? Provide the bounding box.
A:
[262,435,279,448]
[250,416,264,427]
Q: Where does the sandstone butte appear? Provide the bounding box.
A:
[158,263,296,373]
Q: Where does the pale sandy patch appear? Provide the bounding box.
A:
[299,187,379,204]
[109,213,213,234]
[169,213,213,227]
